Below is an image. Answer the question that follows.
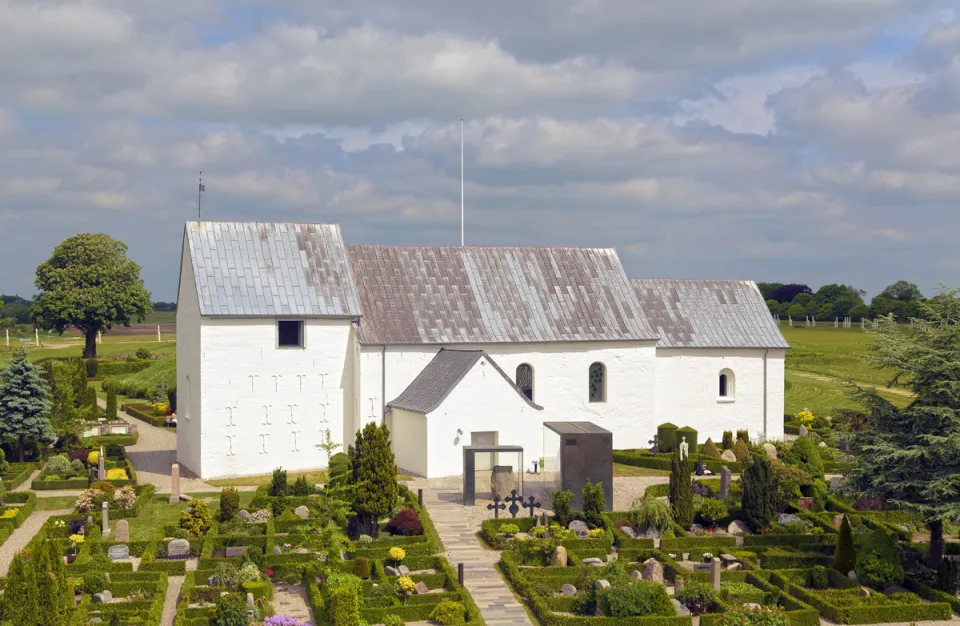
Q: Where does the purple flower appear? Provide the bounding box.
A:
[261,615,310,626]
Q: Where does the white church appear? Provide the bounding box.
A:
[176,221,788,480]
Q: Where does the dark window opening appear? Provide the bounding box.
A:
[589,362,606,402]
[719,374,728,397]
[565,438,577,446]
[516,363,534,401]
[278,320,304,347]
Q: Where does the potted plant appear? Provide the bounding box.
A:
[68,533,85,564]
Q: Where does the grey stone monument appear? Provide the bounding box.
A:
[98,446,106,481]
[679,436,689,461]
[710,557,722,591]
[719,466,732,499]
[169,463,180,504]
[101,501,110,537]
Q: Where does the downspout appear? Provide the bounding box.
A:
[381,344,386,424]
[763,349,769,437]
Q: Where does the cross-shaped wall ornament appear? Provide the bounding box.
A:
[296,374,307,392]
[368,398,377,419]
[271,374,282,392]
[524,495,542,517]
[226,434,236,456]
[320,395,332,423]
[487,496,506,519]
[248,374,259,392]
[318,373,327,390]
[261,405,273,426]
[504,490,524,519]
[287,404,298,424]
[258,433,269,454]
[291,431,300,452]
[225,406,237,427]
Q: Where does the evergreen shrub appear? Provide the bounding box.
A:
[657,423,678,453]
[703,438,722,459]
[722,431,734,450]
[856,529,904,586]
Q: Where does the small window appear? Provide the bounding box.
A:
[278,320,304,347]
[719,369,735,400]
[589,362,606,403]
[516,363,534,401]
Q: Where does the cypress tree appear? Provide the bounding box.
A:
[669,451,693,528]
[69,358,88,408]
[784,436,824,479]
[36,541,61,626]
[702,438,722,460]
[741,453,777,531]
[3,553,39,625]
[721,431,733,450]
[105,386,118,420]
[0,347,54,461]
[833,514,856,574]
[48,539,68,613]
[348,422,398,537]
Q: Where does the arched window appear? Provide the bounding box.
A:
[719,369,735,400]
[589,362,606,403]
[516,363,534,401]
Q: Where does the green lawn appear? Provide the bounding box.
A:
[1,335,175,365]
[36,496,81,511]
[613,463,669,477]
[143,311,176,324]
[101,492,257,542]
[784,371,910,416]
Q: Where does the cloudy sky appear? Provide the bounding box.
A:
[1,1,958,301]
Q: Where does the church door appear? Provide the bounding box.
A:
[471,431,498,471]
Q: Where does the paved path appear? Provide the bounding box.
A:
[97,399,216,493]
[415,483,534,626]
[161,575,184,626]
[0,509,73,575]
[12,469,40,492]
[273,583,315,624]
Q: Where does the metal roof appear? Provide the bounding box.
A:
[184,222,362,317]
[544,421,611,435]
[630,279,790,349]
[346,245,657,344]
[387,349,543,414]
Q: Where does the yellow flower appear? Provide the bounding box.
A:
[87,451,99,466]
[69,534,85,545]
[0,509,18,519]
[151,402,168,414]
[388,546,406,563]
[106,468,128,480]
[587,528,603,538]
[396,575,415,593]
[796,410,815,426]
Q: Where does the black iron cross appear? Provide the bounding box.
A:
[524,495,542,517]
[487,496,506,519]
[504,490,524,519]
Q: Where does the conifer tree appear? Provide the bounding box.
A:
[784,436,824,479]
[48,539,68,613]
[348,422,398,537]
[741,453,778,531]
[0,347,54,461]
[36,541,61,626]
[846,287,960,568]
[105,386,118,420]
[69,358,88,407]
[669,451,693,528]
[833,514,856,574]
[3,553,39,625]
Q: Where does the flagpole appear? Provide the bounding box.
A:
[198,171,203,221]
[460,119,464,247]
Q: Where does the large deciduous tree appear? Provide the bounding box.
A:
[347,422,398,537]
[0,347,54,461]
[32,233,152,358]
[846,286,960,568]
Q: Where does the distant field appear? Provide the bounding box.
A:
[143,311,176,324]
[0,334,175,365]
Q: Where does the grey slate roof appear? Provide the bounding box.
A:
[346,245,657,344]
[387,349,543,414]
[184,222,362,317]
[630,279,790,349]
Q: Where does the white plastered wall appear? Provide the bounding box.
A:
[176,237,203,476]
[195,317,354,479]
[386,407,428,477]
[653,348,786,445]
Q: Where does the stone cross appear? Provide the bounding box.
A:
[98,446,106,480]
[524,495,542,517]
[710,557,722,591]
[679,436,689,461]
[101,501,110,536]
[504,490,524,519]
[486,496,506,519]
[169,463,181,504]
[719,466,731,500]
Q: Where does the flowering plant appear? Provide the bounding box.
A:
[115,486,137,510]
[151,402,169,414]
[796,410,815,426]
[262,616,310,626]
[388,546,406,565]
[0,509,18,519]
[87,451,99,466]
[106,468,129,481]
[396,575,416,595]
[69,533,85,555]
[264,568,274,578]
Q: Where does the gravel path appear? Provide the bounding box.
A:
[12,469,40,492]
[161,575,185,626]
[0,509,73,575]
[273,583,315,624]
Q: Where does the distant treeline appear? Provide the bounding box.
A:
[0,294,175,329]
[758,281,928,322]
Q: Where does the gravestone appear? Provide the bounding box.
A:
[833,514,845,528]
[246,593,255,609]
[101,502,110,537]
[727,520,751,536]
[829,476,843,490]
[720,554,738,567]
[108,544,129,560]
[762,443,778,460]
[413,582,430,595]
[710,558,722,591]
[561,584,577,597]
[568,520,589,536]
[294,505,309,520]
[237,510,252,523]
[621,525,637,538]
[225,546,248,558]
[642,558,664,583]
[490,466,514,500]
[169,463,181,505]
[550,546,568,567]
[115,520,129,543]
[98,446,106,481]
[777,513,801,524]
[720,450,737,463]
[168,538,190,558]
[93,591,113,603]
[797,497,815,511]
[595,579,611,591]
[719,467,732,499]
[384,566,400,577]
[582,557,604,566]
[799,425,809,437]
[398,565,410,575]
[273,545,281,555]
[629,570,642,580]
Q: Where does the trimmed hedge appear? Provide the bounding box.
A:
[2,462,39,490]
[615,449,745,474]
[98,359,153,376]
[122,403,169,428]
[81,433,139,447]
